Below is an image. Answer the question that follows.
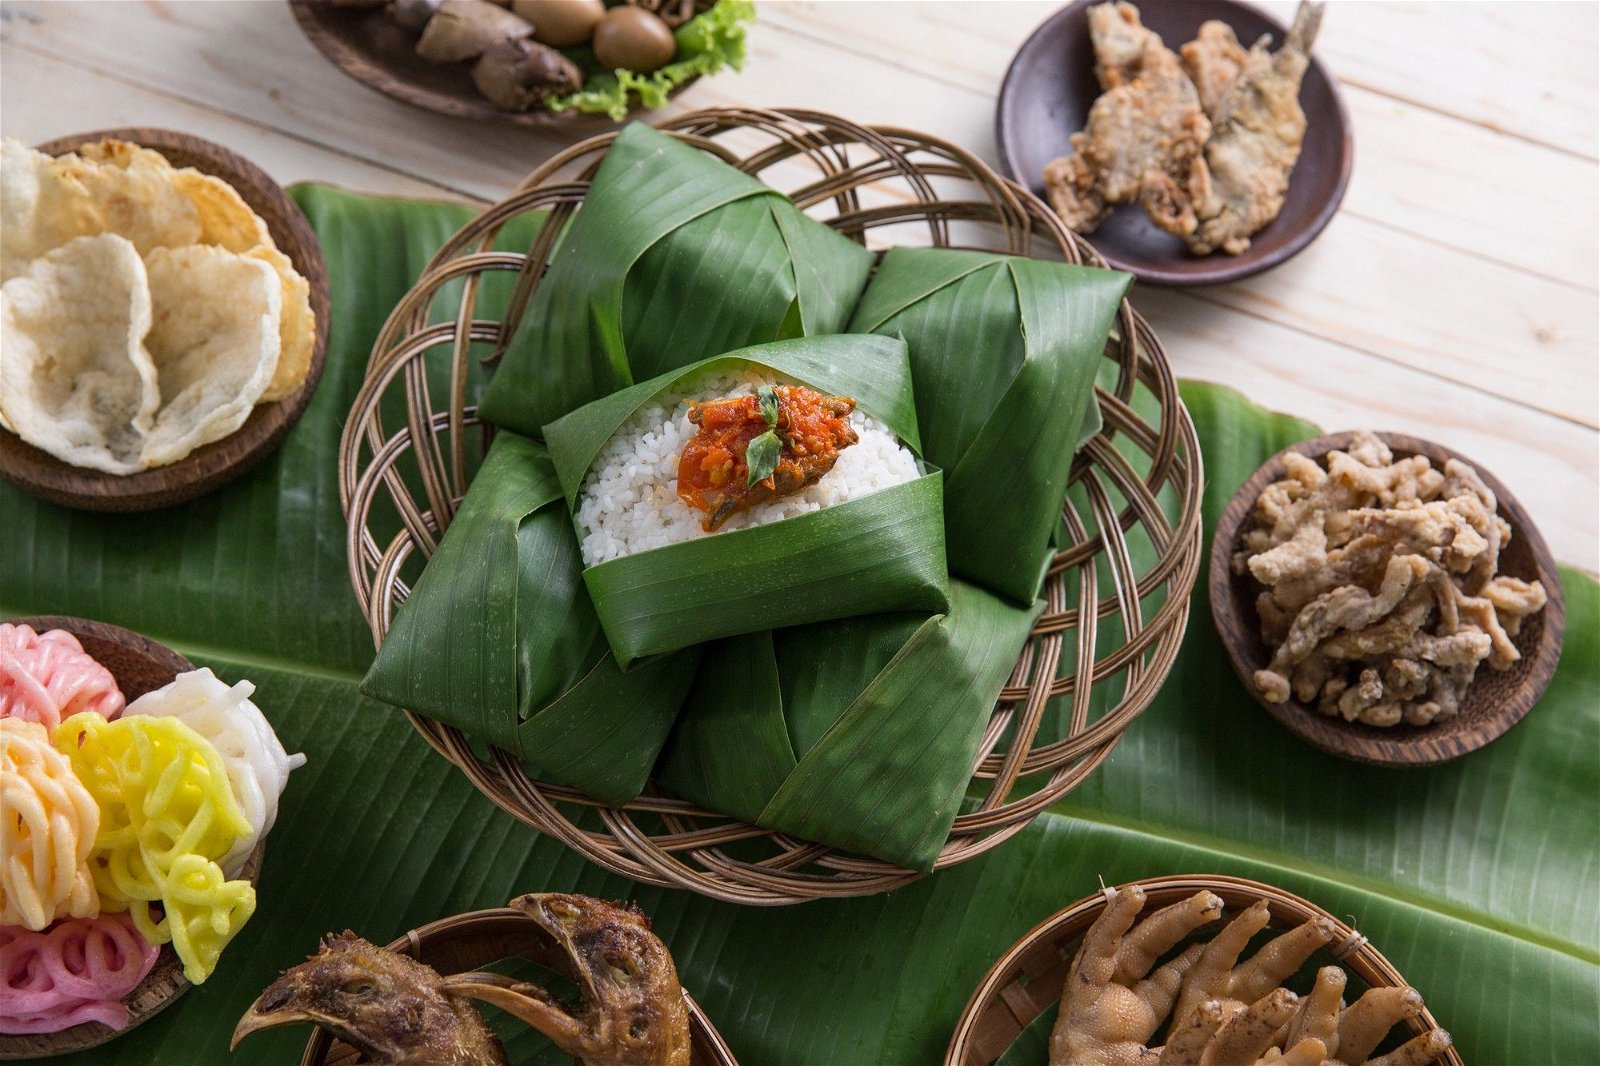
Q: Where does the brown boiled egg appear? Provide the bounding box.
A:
[592,5,676,74]
[511,0,605,47]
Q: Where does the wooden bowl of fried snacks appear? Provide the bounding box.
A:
[1208,431,1564,767]
[0,615,265,1061]
[0,128,329,513]
[298,907,738,1066]
[946,874,1460,1066]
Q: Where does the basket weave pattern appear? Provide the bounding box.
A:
[339,108,1204,904]
[946,875,1464,1066]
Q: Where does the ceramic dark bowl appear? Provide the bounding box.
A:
[996,0,1352,286]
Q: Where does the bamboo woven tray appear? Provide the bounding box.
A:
[0,616,266,1060]
[299,907,736,1066]
[946,874,1462,1066]
[340,107,1204,904]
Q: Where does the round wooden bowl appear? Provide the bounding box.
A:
[340,107,1204,904]
[1208,431,1565,767]
[995,0,1353,286]
[286,0,705,129]
[946,874,1462,1066]
[0,615,266,1060]
[0,128,331,513]
[299,906,737,1066]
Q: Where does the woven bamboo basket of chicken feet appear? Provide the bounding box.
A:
[339,107,1204,905]
[946,875,1463,1066]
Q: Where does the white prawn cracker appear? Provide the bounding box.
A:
[140,244,282,466]
[247,245,315,402]
[125,668,307,877]
[0,234,159,473]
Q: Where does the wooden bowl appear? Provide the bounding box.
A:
[299,906,738,1065]
[995,0,1353,286]
[946,874,1461,1066]
[0,128,330,513]
[0,615,266,1060]
[1208,431,1565,767]
[286,0,703,129]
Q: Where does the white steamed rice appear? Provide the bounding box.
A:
[577,368,921,565]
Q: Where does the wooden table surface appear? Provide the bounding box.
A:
[3,0,1596,571]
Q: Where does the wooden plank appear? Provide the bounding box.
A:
[0,39,466,202]
[762,1,1600,159]
[1136,287,1600,570]
[1258,0,1599,160]
[1339,90,1595,288]
[755,0,1598,286]
[8,2,1592,286]
[1,0,572,203]
[1186,209,1598,429]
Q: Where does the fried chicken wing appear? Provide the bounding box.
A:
[1188,1,1325,255]
[1045,2,1212,237]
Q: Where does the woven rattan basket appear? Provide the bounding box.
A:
[945,874,1463,1066]
[300,906,736,1066]
[339,107,1204,904]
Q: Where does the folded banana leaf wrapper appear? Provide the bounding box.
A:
[848,247,1132,604]
[660,581,1041,870]
[360,432,698,806]
[479,122,875,438]
[543,334,951,666]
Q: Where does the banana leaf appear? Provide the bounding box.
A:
[479,122,875,439]
[848,247,1132,604]
[2,188,1594,1066]
[543,335,950,665]
[660,581,1041,870]
[358,432,697,806]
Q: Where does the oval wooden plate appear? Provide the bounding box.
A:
[0,615,266,1061]
[946,874,1461,1066]
[995,0,1353,286]
[286,0,700,128]
[1208,431,1565,767]
[0,128,330,513]
[299,907,738,1066]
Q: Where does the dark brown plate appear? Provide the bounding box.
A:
[995,0,1352,286]
[299,907,737,1065]
[1,129,330,513]
[286,0,699,128]
[1208,432,1565,767]
[0,615,266,1060]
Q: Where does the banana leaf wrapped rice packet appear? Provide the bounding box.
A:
[542,334,950,666]
[848,247,1132,604]
[480,122,875,437]
[360,432,698,806]
[660,581,1041,871]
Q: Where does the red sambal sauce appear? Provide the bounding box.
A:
[676,384,858,532]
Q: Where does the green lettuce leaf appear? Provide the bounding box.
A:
[547,0,756,121]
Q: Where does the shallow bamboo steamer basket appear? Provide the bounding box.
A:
[945,874,1463,1066]
[299,907,737,1066]
[0,616,267,1061]
[339,107,1205,904]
